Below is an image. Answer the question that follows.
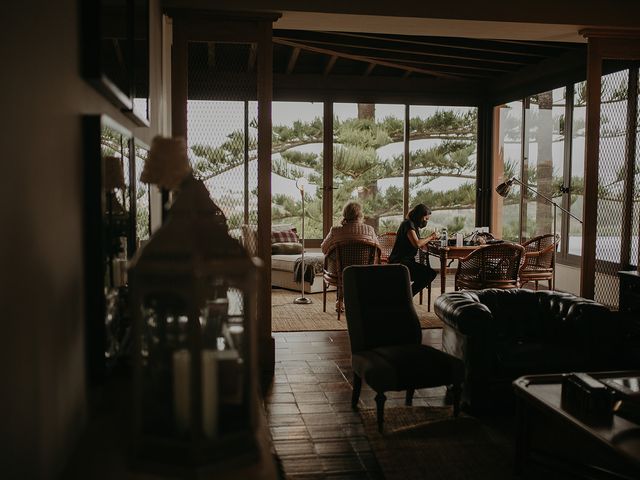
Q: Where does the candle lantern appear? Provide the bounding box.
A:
[128,171,261,473]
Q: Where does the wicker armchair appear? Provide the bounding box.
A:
[455,242,525,291]
[323,240,381,320]
[377,232,396,264]
[519,233,560,290]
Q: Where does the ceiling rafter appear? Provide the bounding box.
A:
[273,37,465,81]
[324,55,338,76]
[275,33,536,66]
[363,63,376,76]
[286,46,301,74]
[314,30,575,56]
[247,44,257,72]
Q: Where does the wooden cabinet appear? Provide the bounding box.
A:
[619,270,640,334]
[619,271,640,313]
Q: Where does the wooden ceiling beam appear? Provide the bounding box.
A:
[273,37,464,80]
[324,55,338,76]
[286,46,301,75]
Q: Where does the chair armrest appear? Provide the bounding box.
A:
[434,291,493,336]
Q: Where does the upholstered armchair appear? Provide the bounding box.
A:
[435,289,619,411]
[343,264,463,432]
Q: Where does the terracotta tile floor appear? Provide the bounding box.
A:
[264,329,447,479]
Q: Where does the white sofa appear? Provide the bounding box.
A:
[241,224,332,294]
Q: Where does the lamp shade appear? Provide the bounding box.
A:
[295,177,308,192]
[141,136,192,190]
[496,177,516,197]
[103,156,126,190]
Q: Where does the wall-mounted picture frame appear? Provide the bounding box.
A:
[83,114,138,384]
[82,0,150,127]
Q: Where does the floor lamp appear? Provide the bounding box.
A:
[495,176,583,290]
[294,177,312,304]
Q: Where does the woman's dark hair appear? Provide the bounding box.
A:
[407,204,432,228]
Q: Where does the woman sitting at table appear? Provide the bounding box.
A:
[388,203,438,296]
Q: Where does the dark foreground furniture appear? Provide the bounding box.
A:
[435,288,618,412]
[343,264,463,432]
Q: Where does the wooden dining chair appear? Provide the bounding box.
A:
[519,233,560,290]
[323,240,381,320]
[455,242,525,291]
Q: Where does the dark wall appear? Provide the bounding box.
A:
[0,1,163,478]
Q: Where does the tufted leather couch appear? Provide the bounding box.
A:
[435,289,619,412]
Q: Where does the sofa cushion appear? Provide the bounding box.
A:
[271,229,299,244]
[271,242,303,255]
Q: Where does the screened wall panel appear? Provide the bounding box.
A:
[594,69,632,307]
[186,41,258,254]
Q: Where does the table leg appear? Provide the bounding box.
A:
[515,397,531,475]
[439,252,446,294]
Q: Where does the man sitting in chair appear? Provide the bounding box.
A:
[321,201,380,254]
[321,201,380,313]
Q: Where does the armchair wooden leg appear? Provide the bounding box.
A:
[375,392,387,433]
[419,289,423,305]
[323,281,327,312]
[405,388,414,406]
[427,285,432,312]
[351,374,362,409]
[337,286,342,321]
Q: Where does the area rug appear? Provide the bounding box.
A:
[271,288,444,332]
[360,406,514,480]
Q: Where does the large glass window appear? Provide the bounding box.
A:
[271,102,323,238]
[332,103,405,234]
[495,101,523,242]
[569,81,586,256]
[522,88,566,242]
[409,106,478,237]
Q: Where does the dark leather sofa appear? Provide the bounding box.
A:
[435,289,619,412]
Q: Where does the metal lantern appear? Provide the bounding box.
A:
[128,174,261,473]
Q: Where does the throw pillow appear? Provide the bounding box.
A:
[271,242,304,255]
[271,228,299,244]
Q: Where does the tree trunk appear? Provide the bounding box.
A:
[358,104,375,120]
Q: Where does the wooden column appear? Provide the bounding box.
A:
[323,101,334,236]
[476,102,493,229]
[403,104,410,216]
[579,30,640,298]
[580,38,602,299]
[257,20,274,388]
[490,104,504,236]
